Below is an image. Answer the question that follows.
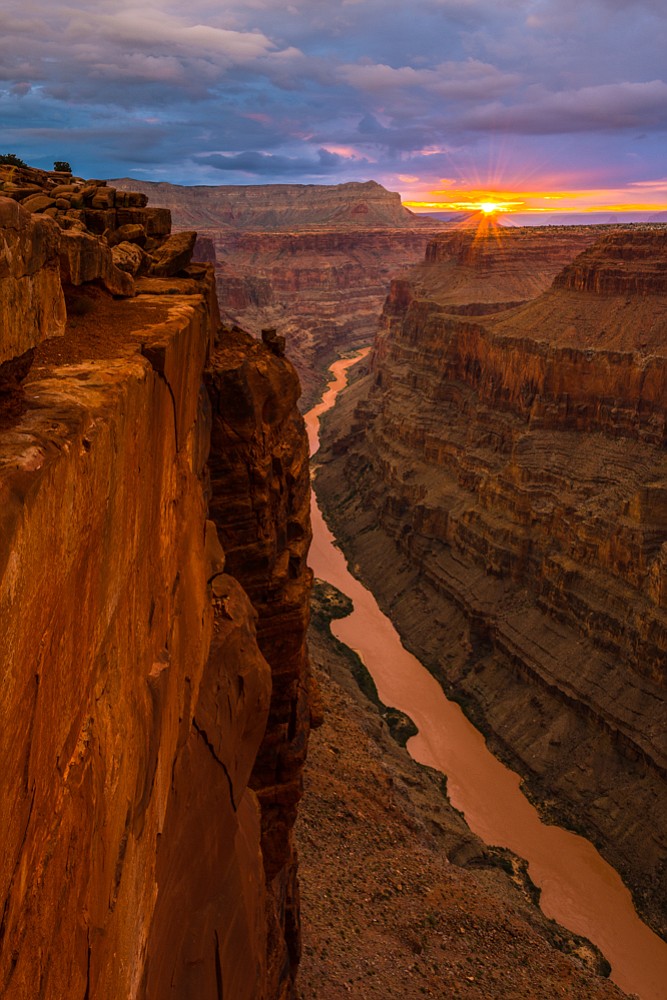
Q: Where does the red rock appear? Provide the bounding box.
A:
[316,225,667,935]
[20,193,56,213]
[59,229,135,297]
[111,241,144,276]
[206,327,314,998]
[149,230,197,277]
[0,196,66,365]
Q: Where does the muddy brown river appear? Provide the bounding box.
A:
[306,353,667,1000]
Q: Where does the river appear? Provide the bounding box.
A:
[305,352,667,1000]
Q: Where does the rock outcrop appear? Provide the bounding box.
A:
[316,226,667,935]
[0,162,193,303]
[0,172,312,998]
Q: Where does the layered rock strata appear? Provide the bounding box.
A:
[0,176,312,997]
[210,228,439,409]
[316,226,667,934]
[112,179,442,231]
[297,583,625,999]
[115,178,443,409]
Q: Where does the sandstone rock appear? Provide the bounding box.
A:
[115,189,149,209]
[91,187,116,210]
[84,208,116,234]
[50,184,81,197]
[2,184,42,199]
[317,225,667,935]
[59,229,135,297]
[134,275,204,296]
[206,327,313,998]
[111,240,144,276]
[0,263,291,997]
[20,193,56,214]
[0,196,66,366]
[115,206,171,237]
[109,223,147,247]
[149,230,197,277]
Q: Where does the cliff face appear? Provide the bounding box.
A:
[205,329,314,996]
[111,179,441,231]
[210,229,438,408]
[316,226,667,934]
[115,178,443,409]
[0,168,312,997]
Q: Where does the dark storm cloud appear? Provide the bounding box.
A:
[198,147,355,177]
[0,0,664,195]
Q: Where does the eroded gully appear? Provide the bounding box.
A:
[306,352,667,1000]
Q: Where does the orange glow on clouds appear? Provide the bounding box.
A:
[403,181,667,215]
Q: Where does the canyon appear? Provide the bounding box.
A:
[113,179,443,408]
[316,224,667,944]
[1,164,665,1000]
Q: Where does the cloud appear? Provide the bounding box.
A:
[0,0,664,199]
[462,80,667,134]
[339,58,520,101]
[197,147,355,177]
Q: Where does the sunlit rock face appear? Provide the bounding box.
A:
[0,175,312,999]
[0,196,66,415]
[115,177,443,409]
[316,226,667,936]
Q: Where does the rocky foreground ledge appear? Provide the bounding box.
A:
[0,167,314,998]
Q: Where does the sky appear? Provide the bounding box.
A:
[1,0,666,215]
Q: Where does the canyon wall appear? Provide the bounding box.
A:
[114,178,444,409]
[0,167,312,997]
[316,226,667,936]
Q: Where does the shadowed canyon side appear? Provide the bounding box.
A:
[0,166,312,998]
[114,178,444,409]
[316,226,667,937]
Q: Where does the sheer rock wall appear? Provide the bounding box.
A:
[316,226,667,935]
[0,173,312,998]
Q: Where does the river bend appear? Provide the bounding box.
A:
[306,352,667,1000]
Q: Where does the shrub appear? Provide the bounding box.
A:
[54,160,72,173]
[0,153,27,167]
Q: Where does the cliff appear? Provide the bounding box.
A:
[211,228,439,408]
[0,167,312,997]
[111,179,441,232]
[115,179,444,409]
[316,226,667,935]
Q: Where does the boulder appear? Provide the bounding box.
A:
[149,231,197,278]
[21,193,56,214]
[111,241,144,276]
[91,187,116,210]
[108,223,147,247]
[59,229,135,297]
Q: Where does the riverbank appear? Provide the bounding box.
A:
[295,580,625,999]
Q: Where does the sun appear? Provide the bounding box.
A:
[480,201,502,215]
